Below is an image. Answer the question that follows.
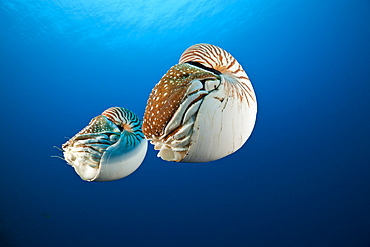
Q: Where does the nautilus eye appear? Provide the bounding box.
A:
[143,43,257,162]
[62,107,147,181]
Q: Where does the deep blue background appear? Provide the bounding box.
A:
[1,0,369,246]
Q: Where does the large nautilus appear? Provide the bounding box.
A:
[62,107,147,181]
[143,43,257,162]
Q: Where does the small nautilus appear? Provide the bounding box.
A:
[143,43,257,162]
[61,107,147,181]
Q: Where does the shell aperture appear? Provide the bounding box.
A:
[62,107,147,181]
[143,43,257,162]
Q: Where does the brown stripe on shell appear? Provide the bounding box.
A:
[143,63,218,139]
[179,43,256,104]
[101,107,133,132]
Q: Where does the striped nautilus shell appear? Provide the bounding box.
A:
[62,107,147,181]
[143,43,257,162]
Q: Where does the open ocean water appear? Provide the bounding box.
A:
[0,0,369,246]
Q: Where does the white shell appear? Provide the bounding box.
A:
[143,44,257,162]
[62,107,147,181]
[181,77,256,162]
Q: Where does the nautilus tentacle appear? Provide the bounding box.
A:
[62,107,147,181]
[143,43,257,162]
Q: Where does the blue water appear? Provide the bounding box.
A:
[1,0,369,246]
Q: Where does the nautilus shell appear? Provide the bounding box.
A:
[143,43,257,162]
[62,107,147,181]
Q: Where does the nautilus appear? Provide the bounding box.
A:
[143,43,257,162]
[62,107,147,181]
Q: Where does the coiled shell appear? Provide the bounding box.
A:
[143,43,257,162]
[62,107,147,181]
